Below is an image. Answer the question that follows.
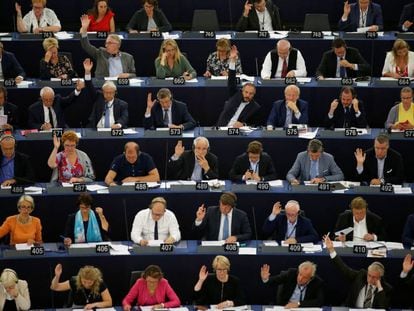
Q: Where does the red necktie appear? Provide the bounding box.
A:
[281,59,288,78]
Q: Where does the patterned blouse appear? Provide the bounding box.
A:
[56,151,85,182]
[39,54,77,79]
[206,52,243,76]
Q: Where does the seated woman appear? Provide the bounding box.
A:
[194,255,245,309]
[204,38,243,78]
[15,0,61,33]
[63,193,109,246]
[47,131,95,183]
[155,39,197,80]
[123,265,180,310]
[51,264,112,309]
[385,86,414,130]
[0,195,42,245]
[382,39,414,78]
[39,37,77,80]
[87,0,115,32]
[126,0,172,33]
[0,268,31,310]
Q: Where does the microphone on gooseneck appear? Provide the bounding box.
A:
[163,139,169,191]
[196,120,201,137]
[251,206,259,244]
[123,198,132,249]
[255,57,259,78]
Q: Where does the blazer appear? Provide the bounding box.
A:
[0,151,35,185]
[355,147,404,185]
[324,100,368,129]
[334,209,387,241]
[167,150,218,180]
[286,151,344,183]
[217,68,260,126]
[316,47,370,78]
[382,51,414,77]
[338,2,383,31]
[86,79,129,128]
[192,206,252,241]
[262,214,319,243]
[80,35,136,78]
[399,3,414,32]
[64,212,110,242]
[0,102,19,129]
[143,99,196,130]
[236,0,281,31]
[265,268,324,307]
[229,152,277,181]
[331,255,392,308]
[126,8,172,32]
[0,280,30,310]
[267,99,309,127]
[0,50,26,79]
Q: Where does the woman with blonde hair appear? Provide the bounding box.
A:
[382,39,414,78]
[204,38,243,77]
[0,268,30,310]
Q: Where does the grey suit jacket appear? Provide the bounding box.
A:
[80,35,136,78]
[286,151,344,182]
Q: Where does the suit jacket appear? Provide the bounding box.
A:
[402,213,414,248]
[355,147,404,184]
[286,151,344,182]
[167,150,218,180]
[143,99,196,130]
[338,2,383,31]
[262,214,319,243]
[265,268,324,307]
[217,68,260,126]
[324,100,368,129]
[126,8,172,32]
[86,79,129,128]
[229,152,277,181]
[192,206,252,241]
[236,0,281,31]
[316,47,370,78]
[0,102,19,129]
[0,151,35,185]
[334,209,387,241]
[267,99,309,127]
[331,255,392,308]
[0,51,26,79]
[0,280,30,310]
[399,3,414,32]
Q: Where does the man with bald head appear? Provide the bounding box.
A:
[104,141,160,186]
[261,39,307,79]
[236,0,281,31]
[261,261,324,307]
[262,200,319,243]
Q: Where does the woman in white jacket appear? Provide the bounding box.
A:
[382,39,414,78]
[0,269,30,310]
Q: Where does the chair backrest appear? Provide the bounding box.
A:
[129,270,143,288]
[303,14,330,31]
[191,10,220,31]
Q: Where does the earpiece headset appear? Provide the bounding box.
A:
[0,134,16,145]
[1,268,19,284]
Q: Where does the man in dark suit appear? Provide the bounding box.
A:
[399,3,414,32]
[168,137,218,180]
[260,261,324,307]
[354,134,404,185]
[325,86,368,129]
[0,42,25,82]
[334,196,386,242]
[338,0,383,31]
[143,88,195,130]
[266,85,308,128]
[0,134,35,186]
[262,200,319,243]
[192,192,252,242]
[217,46,260,127]
[316,38,370,79]
[236,0,281,31]
[0,86,19,130]
[325,235,392,309]
[229,140,276,182]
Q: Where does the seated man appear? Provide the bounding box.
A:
[229,140,277,182]
[338,0,383,32]
[262,200,319,244]
[402,214,414,248]
[334,196,386,242]
[266,85,308,129]
[217,46,260,127]
[399,3,414,32]
[0,42,25,84]
[260,261,324,307]
[0,134,35,186]
[104,142,160,186]
[354,134,404,185]
[316,38,370,79]
[0,86,19,130]
[167,137,218,180]
[286,139,344,185]
[385,87,414,130]
[236,0,281,32]
[261,39,307,79]
[192,192,252,242]
[131,196,181,245]
[325,86,367,129]
[325,235,392,309]
[143,88,196,130]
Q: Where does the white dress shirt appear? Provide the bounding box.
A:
[255,8,273,31]
[22,8,61,32]
[227,102,248,127]
[42,105,57,127]
[261,49,307,78]
[97,98,115,128]
[218,209,233,240]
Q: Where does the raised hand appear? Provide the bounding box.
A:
[83,58,93,73]
[343,1,351,17]
[260,264,270,281]
[198,265,208,281]
[354,148,366,165]
[271,202,282,216]
[243,0,253,17]
[146,92,156,110]
[54,263,63,276]
[174,140,185,157]
[403,253,414,273]
[53,135,61,149]
[351,98,359,112]
[95,207,103,216]
[329,99,339,113]
[15,2,22,14]
[196,204,206,221]
[80,14,90,32]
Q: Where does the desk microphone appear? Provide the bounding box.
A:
[251,206,259,243]
[122,198,133,250]
[255,57,259,78]
[163,139,169,191]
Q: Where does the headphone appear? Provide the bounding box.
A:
[1,268,19,284]
[0,134,16,145]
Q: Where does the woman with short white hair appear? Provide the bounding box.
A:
[0,268,31,310]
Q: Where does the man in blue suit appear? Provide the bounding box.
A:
[262,200,319,243]
[286,139,344,185]
[338,0,383,32]
[0,42,25,82]
[266,85,308,129]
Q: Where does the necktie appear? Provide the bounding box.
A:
[154,221,158,240]
[339,58,347,78]
[299,285,305,302]
[223,215,229,240]
[48,107,55,128]
[363,285,373,308]
[281,59,288,78]
[344,107,351,128]
[163,109,169,126]
[310,160,318,179]
[104,103,110,128]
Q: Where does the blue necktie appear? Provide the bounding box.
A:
[310,160,318,179]
[223,215,229,240]
[104,104,110,128]
[339,58,347,78]
[163,109,169,126]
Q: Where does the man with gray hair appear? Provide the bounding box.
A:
[260,260,324,307]
[286,139,344,185]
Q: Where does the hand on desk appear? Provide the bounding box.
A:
[225,236,237,243]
